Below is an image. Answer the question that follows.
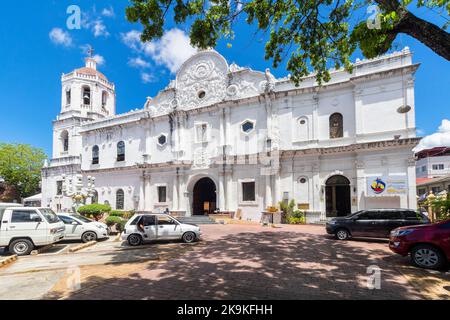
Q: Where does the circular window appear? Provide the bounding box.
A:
[242,121,255,133]
[300,178,307,184]
[198,90,206,99]
[299,119,306,125]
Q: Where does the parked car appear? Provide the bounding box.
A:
[0,207,65,255]
[389,219,450,270]
[122,213,201,246]
[57,213,108,243]
[326,209,430,240]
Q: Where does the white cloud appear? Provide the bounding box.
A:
[121,28,197,73]
[102,6,115,17]
[92,19,110,38]
[49,28,73,47]
[414,119,450,152]
[141,72,155,84]
[92,54,105,66]
[128,57,150,69]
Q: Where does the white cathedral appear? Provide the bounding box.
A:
[41,48,420,222]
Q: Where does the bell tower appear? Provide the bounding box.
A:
[52,48,116,159]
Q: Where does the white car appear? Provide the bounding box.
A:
[57,213,108,243]
[0,207,65,255]
[122,213,201,246]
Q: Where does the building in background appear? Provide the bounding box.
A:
[42,48,419,222]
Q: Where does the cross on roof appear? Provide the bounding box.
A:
[87,45,94,58]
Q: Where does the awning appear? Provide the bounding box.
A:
[23,193,42,202]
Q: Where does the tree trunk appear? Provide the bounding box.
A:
[395,11,450,61]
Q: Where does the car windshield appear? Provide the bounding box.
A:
[71,214,93,223]
[39,208,61,224]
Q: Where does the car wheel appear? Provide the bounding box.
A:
[10,239,34,256]
[81,231,97,243]
[335,229,350,240]
[411,244,446,270]
[182,232,196,243]
[127,234,142,246]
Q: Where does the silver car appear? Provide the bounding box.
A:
[122,213,201,246]
[57,213,108,243]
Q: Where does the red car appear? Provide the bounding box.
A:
[389,219,450,270]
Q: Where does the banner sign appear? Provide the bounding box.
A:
[366,176,407,196]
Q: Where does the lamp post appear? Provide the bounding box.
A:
[62,174,96,213]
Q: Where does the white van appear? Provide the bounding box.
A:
[0,206,65,256]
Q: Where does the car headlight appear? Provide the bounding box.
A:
[328,220,337,225]
[391,229,414,237]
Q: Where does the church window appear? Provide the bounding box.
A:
[297,117,309,141]
[241,120,255,134]
[195,123,208,143]
[82,86,91,105]
[157,134,167,147]
[329,113,343,139]
[198,90,206,99]
[56,181,63,195]
[242,181,256,202]
[102,91,108,107]
[157,186,167,203]
[65,88,71,106]
[117,141,125,162]
[92,145,99,165]
[116,189,124,210]
[61,130,69,153]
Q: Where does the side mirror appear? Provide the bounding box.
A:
[33,217,42,223]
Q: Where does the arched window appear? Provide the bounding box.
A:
[65,87,71,106]
[297,117,309,141]
[117,141,125,161]
[116,189,124,210]
[92,145,99,164]
[82,86,91,105]
[329,113,343,139]
[61,130,69,152]
[102,91,108,107]
[91,190,98,204]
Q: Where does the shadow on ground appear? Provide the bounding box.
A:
[44,229,430,300]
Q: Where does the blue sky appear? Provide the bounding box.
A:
[0,0,449,156]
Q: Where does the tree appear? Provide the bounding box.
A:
[126,0,450,84]
[0,143,47,201]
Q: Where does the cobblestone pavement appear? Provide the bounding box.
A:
[44,224,450,300]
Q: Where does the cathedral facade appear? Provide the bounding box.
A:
[41,49,420,222]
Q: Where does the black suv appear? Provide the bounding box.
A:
[326,209,430,240]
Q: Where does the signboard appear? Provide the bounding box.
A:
[366,176,407,196]
[298,203,310,210]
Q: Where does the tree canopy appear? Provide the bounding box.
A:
[0,143,47,200]
[126,0,450,84]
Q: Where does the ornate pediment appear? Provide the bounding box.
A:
[176,51,228,111]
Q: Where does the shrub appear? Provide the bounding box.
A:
[288,210,306,224]
[109,210,125,217]
[106,216,126,232]
[78,204,111,221]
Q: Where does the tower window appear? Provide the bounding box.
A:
[329,113,343,139]
[117,141,125,162]
[61,130,69,153]
[241,120,255,134]
[242,181,256,202]
[82,86,91,105]
[157,134,167,147]
[92,145,99,165]
[102,91,108,107]
[65,89,71,106]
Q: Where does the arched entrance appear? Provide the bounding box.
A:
[192,177,217,216]
[325,175,351,217]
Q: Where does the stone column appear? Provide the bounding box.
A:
[355,159,366,210]
[225,167,233,211]
[312,93,319,140]
[138,171,146,211]
[218,170,225,212]
[144,172,152,211]
[406,157,417,210]
[172,169,179,211]
[265,174,272,208]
